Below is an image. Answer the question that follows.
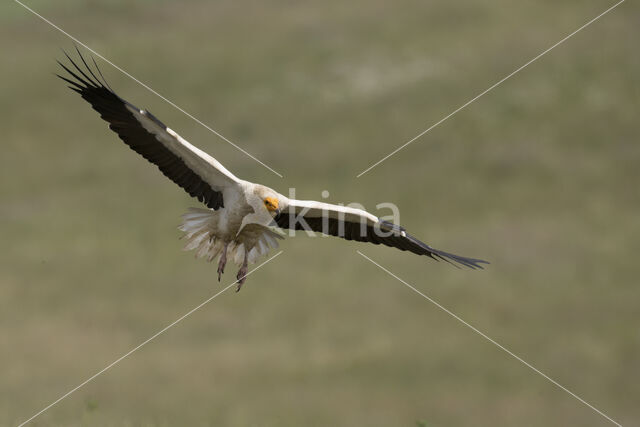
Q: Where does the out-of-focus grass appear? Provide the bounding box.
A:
[1,0,638,426]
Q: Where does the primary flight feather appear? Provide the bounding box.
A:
[57,50,488,290]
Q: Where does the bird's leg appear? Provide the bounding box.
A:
[217,242,229,282]
[236,247,249,292]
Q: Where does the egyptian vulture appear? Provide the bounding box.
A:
[57,51,488,290]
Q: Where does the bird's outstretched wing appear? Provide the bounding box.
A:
[275,199,488,269]
[57,49,240,210]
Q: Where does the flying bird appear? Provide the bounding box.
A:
[57,50,488,290]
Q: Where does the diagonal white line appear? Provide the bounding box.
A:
[17,251,284,427]
[357,251,622,426]
[356,0,625,177]
[13,0,284,178]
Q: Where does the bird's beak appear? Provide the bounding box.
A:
[273,208,281,216]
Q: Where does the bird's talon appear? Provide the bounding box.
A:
[216,242,229,283]
[236,260,248,292]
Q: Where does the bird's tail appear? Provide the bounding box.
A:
[179,208,279,265]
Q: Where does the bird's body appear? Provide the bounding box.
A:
[178,183,285,283]
[57,50,487,290]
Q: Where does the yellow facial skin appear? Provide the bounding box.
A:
[263,197,279,212]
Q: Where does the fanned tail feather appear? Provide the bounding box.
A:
[179,208,279,266]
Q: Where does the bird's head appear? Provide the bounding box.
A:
[252,185,285,218]
[263,196,281,216]
[237,186,287,237]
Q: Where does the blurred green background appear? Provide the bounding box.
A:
[2,0,638,425]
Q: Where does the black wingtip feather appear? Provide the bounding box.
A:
[57,60,93,89]
[56,73,86,90]
[75,46,102,87]
[92,55,112,90]
[63,49,99,88]
[404,232,489,270]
